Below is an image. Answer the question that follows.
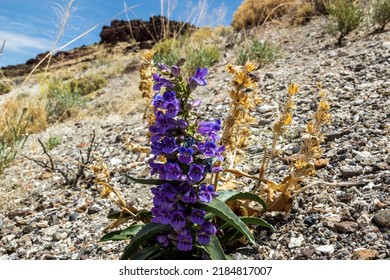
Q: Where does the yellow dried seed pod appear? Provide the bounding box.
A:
[288,82,299,95]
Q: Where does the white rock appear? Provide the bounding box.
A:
[110,158,122,166]
[315,245,334,253]
[40,225,60,236]
[288,235,304,248]
[382,41,390,49]
[258,105,276,113]
[354,151,373,161]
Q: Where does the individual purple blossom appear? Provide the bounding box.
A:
[161,136,179,154]
[152,93,165,108]
[149,158,165,175]
[198,184,218,203]
[151,111,176,135]
[179,184,197,204]
[164,163,182,180]
[156,233,169,247]
[189,68,208,91]
[152,207,172,224]
[177,232,193,251]
[190,209,206,225]
[197,222,217,245]
[198,141,218,157]
[171,65,180,77]
[157,62,170,72]
[197,119,221,139]
[153,73,174,90]
[164,100,181,118]
[170,210,186,229]
[162,91,177,102]
[178,147,194,165]
[188,164,205,182]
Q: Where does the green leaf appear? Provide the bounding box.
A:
[131,245,162,260]
[123,173,166,185]
[240,216,274,231]
[201,235,227,260]
[218,190,267,211]
[100,224,143,242]
[197,199,256,245]
[121,223,170,260]
[219,229,243,246]
[100,230,129,242]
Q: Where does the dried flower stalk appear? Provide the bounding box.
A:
[139,50,156,131]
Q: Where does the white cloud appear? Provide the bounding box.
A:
[0,31,53,54]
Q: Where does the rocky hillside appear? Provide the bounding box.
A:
[0,18,389,260]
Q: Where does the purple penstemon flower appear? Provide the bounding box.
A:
[197,119,221,139]
[198,141,218,157]
[197,222,217,245]
[188,164,205,182]
[178,146,194,165]
[190,209,206,225]
[161,136,179,154]
[153,73,174,90]
[198,184,219,203]
[177,231,193,251]
[164,163,182,180]
[189,67,208,91]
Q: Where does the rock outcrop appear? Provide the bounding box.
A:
[99,16,196,46]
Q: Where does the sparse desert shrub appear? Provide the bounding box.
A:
[45,78,86,122]
[232,0,292,30]
[153,38,182,68]
[153,35,220,74]
[0,110,28,175]
[236,39,279,67]
[69,74,107,96]
[186,44,220,71]
[371,0,390,31]
[0,81,12,95]
[325,0,364,45]
[45,136,61,150]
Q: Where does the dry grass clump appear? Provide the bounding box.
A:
[291,2,317,25]
[0,94,47,175]
[232,0,293,30]
[0,94,48,136]
[0,80,12,95]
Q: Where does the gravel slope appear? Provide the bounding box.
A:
[0,19,389,260]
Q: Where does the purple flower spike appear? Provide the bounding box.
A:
[190,209,206,225]
[164,163,182,180]
[178,233,193,251]
[198,184,218,203]
[188,164,205,182]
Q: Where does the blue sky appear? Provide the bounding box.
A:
[0,0,242,67]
